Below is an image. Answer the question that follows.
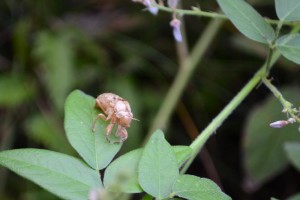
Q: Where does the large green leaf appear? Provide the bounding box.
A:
[173,175,231,200]
[284,142,300,171]
[0,149,102,200]
[138,130,179,199]
[217,0,275,44]
[64,90,122,170]
[243,87,300,185]
[277,34,300,64]
[103,146,192,193]
[275,0,300,22]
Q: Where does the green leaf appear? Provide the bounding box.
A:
[34,31,75,111]
[277,34,300,64]
[0,74,35,107]
[217,0,275,44]
[173,175,231,200]
[243,87,300,185]
[275,0,300,21]
[285,142,300,171]
[287,193,300,200]
[64,90,122,170]
[104,146,192,194]
[138,130,179,199]
[104,149,143,193]
[0,149,102,200]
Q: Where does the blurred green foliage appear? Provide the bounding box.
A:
[243,87,300,186]
[0,0,300,199]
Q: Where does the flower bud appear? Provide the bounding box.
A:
[143,0,158,15]
[170,18,182,42]
[269,120,289,128]
[168,0,179,9]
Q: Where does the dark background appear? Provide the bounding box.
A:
[0,0,300,199]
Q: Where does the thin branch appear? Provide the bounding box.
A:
[262,78,300,122]
[153,2,297,26]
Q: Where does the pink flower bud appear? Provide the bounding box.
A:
[269,120,289,128]
[170,18,182,42]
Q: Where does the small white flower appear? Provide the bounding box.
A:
[170,18,182,42]
[288,118,296,124]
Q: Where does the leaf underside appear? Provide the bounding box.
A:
[275,0,300,21]
[0,149,102,200]
[173,175,231,200]
[277,34,300,65]
[217,0,275,44]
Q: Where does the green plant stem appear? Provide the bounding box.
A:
[263,21,281,77]
[261,20,300,122]
[146,18,224,141]
[180,50,281,174]
[175,1,189,66]
[153,2,296,26]
[180,23,300,173]
[262,78,300,122]
[264,47,274,75]
[275,20,284,39]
